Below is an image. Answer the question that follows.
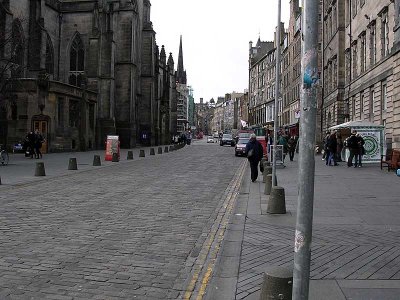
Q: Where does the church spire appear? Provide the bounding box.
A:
[176,35,187,84]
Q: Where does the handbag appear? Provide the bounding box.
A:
[247,149,254,158]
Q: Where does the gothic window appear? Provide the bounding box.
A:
[45,36,54,75]
[11,19,24,78]
[69,35,85,87]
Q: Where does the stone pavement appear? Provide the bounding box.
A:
[0,140,246,299]
[207,156,400,300]
[0,147,171,186]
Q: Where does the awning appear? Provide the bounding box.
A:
[329,120,385,130]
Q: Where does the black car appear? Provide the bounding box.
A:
[235,138,250,156]
[220,134,235,147]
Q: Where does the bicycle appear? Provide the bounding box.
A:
[0,145,9,166]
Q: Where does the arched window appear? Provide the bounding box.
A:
[11,19,24,78]
[45,36,54,75]
[69,34,85,87]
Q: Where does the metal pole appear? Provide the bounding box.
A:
[292,0,319,299]
[272,0,281,187]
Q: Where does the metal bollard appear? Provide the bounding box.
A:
[68,158,78,170]
[127,151,134,160]
[139,149,145,157]
[93,155,101,166]
[169,145,174,152]
[158,147,163,154]
[164,146,169,153]
[150,148,155,155]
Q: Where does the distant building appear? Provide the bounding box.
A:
[188,86,195,128]
[176,36,189,134]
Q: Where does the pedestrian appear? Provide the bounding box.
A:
[26,131,35,158]
[322,131,330,161]
[326,132,338,166]
[266,133,273,154]
[346,130,359,167]
[278,134,288,163]
[287,135,296,161]
[336,132,343,162]
[245,133,264,182]
[187,131,192,145]
[34,129,44,159]
[356,133,365,167]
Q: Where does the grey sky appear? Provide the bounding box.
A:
[151,0,290,103]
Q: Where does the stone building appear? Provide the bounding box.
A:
[248,38,276,128]
[248,1,323,141]
[0,0,177,151]
[211,97,224,133]
[322,0,400,148]
[281,0,302,137]
[238,92,249,129]
[188,85,195,128]
[195,98,213,135]
[175,35,188,134]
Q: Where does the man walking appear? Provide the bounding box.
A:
[287,135,297,161]
[245,134,264,182]
[346,130,359,167]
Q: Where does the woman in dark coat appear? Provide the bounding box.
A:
[245,134,264,182]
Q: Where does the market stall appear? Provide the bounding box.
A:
[329,120,385,164]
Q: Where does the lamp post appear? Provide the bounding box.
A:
[272,0,282,187]
[292,0,319,298]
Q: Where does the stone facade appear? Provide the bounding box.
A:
[195,98,214,135]
[248,38,276,129]
[248,1,322,141]
[281,0,302,137]
[0,0,177,151]
[322,0,398,148]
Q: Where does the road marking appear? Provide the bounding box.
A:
[183,159,247,300]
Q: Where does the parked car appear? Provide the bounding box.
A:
[220,134,235,147]
[207,135,214,143]
[235,138,250,156]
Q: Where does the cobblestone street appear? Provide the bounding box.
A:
[0,141,244,299]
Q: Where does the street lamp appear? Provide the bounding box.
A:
[272,0,281,187]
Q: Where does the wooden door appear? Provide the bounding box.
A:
[33,120,48,154]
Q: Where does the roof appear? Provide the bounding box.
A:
[329,120,385,130]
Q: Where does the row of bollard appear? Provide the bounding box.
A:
[31,143,185,177]
[259,159,291,299]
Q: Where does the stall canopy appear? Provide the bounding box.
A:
[329,120,385,130]
[329,120,385,163]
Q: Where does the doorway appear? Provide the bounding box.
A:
[32,118,49,154]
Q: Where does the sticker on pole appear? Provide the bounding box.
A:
[294,230,305,253]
